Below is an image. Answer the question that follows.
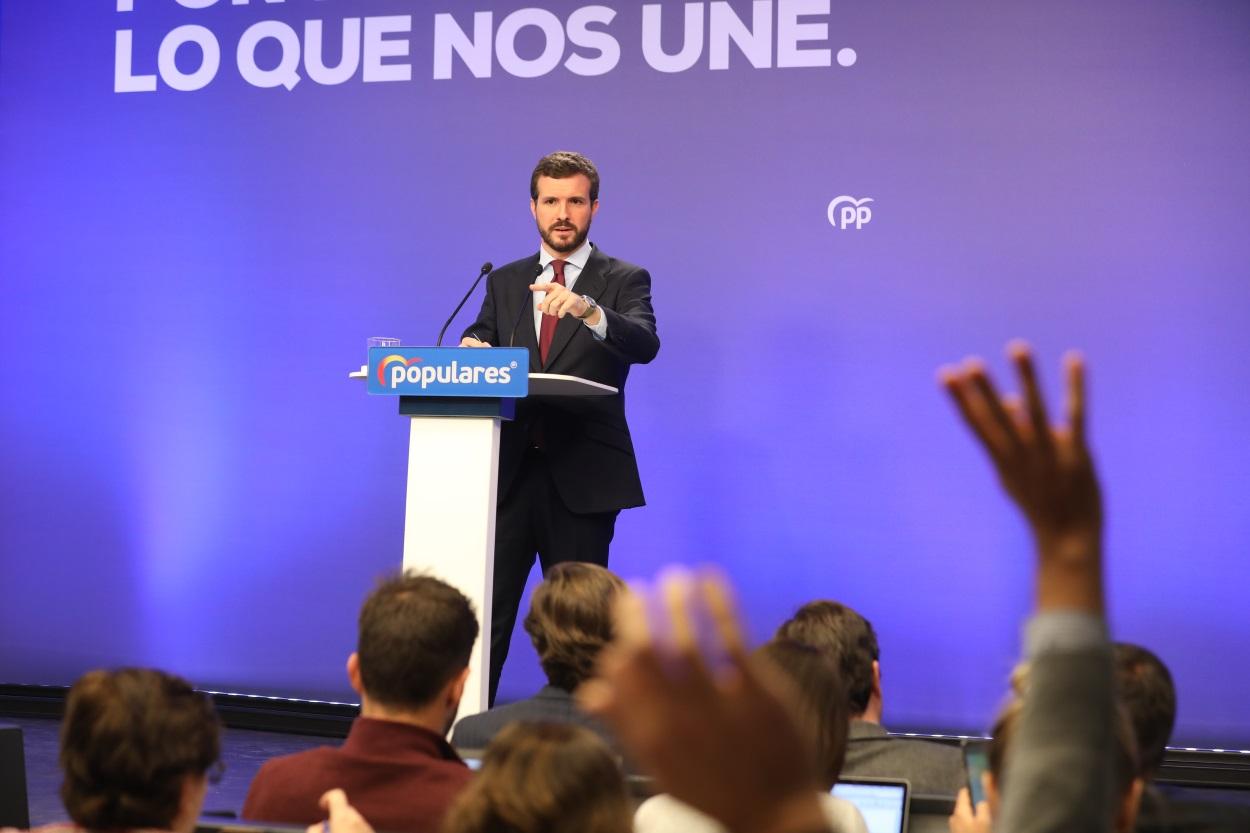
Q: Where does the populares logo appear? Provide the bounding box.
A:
[378,353,516,389]
[827,195,873,230]
[377,354,423,386]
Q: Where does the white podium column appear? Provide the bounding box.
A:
[401,415,499,719]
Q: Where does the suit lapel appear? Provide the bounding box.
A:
[543,247,608,370]
[509,256,542,371]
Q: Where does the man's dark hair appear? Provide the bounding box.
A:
[524,563,625,691]
[756,639,850,790]
[775,600,880,716]
[530,151,600,202]
[60,668,221,830]
[1114,642,1176,777]
[357,572,479,709]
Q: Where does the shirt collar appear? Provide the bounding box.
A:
[848,719,890,739]
[539,238,593,272]
[345,716,463,762]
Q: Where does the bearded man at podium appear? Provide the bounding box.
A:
[460,151,660,703]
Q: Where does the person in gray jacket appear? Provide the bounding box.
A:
[775,600,964,796]
[942,343,1117,833]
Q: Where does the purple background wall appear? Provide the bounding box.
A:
[2,1,1248,746]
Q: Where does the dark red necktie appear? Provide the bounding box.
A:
[538,260,567,365]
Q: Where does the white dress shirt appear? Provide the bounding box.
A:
[533,239,609,341]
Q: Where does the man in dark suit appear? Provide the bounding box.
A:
[460,151,659,702]
[451,562,624,754]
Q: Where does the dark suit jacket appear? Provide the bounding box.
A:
[1135,784,1250,833]
[842,720,965,796]
[449,684,620,753]
[462,247,659,514]
[242,717,472,833]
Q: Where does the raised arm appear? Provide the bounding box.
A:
[940,341,1114,833]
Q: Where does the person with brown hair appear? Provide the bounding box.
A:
[53,668,221,833]
[776,600,964,795]
[1112,642,1176,780]
[243,572,479,833]
[460,150,660,704]
[633,638,868,833]
[451,562,624,751]
[443,722,632,833]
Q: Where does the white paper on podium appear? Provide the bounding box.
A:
[527,372,617,396]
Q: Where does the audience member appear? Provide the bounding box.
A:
[38,668,221,833]
[304,722,631,833]
[452,563,623,752]
[634,638,868,833]
[243,572,478,833]
[1117,641,1180,832]
[443,722,632,833]
[949,670,1144,833]
[1113,644,1250,833]
[777,600,964,795]
[1114,642,1176,780]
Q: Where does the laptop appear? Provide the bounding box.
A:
[832,776,910,833]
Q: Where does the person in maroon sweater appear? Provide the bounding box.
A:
[243,573,479,833]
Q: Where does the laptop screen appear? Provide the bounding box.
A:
[831,778,909,833]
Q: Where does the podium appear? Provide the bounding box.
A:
[352,346,616,717]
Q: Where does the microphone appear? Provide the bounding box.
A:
[437,261,493,347]
[509,263,546,348]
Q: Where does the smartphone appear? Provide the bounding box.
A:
[961,739,990,807]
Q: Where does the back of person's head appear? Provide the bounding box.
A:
[523,563,626,692]
[988,679,1142,833]
[442,722,630,833]
[775,600,879,716]
[60,668,221,832]
[357,571,479,709]
[1113,642,1176,778]
[755,639,850,790]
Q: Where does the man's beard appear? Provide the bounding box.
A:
[539,220,590,254]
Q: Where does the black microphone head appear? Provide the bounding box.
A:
[480,262,493,274]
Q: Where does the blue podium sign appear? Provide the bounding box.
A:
[367,346,529,398]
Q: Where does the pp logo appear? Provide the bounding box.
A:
[827,196,874,230]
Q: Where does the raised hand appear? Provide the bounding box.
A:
[939,341,1104,613]
[306,789,375,833]
[948,787,992,833]
[580,570,829,833]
